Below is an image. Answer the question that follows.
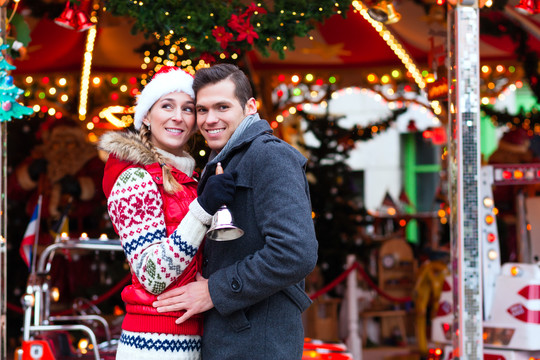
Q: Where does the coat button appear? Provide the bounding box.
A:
[202,257,209,267]
[231,279,240,291]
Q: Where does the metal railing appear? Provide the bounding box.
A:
[21,237,124,360]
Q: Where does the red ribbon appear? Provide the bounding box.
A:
[310,261,412,304]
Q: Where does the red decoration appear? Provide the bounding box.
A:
[436,300,451,317]
[236,24,259,45]
[442,280,451,291]
[75,9,94,32]
[212,26,234,49]
[199,52,217,64]
[245,2,267,16]
[422,127,447,145]
[227,13,248,32]
[515,0,537,14]
[54,0,94,31]
[208,2,263,50]
[507,303,540,324]
[407,119,418,132]
[54,1,76,30]
[518,285,540,300]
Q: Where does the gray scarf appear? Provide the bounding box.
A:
[207,113,261,168]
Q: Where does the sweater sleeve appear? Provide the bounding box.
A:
[107,167,210,295]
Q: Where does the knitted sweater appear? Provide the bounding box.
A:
[99,131,211,360]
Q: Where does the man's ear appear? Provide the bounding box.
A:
[244,98,257,115]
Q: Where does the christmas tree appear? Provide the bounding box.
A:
[0,43,33,122]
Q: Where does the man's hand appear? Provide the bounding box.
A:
[153,273,214,324]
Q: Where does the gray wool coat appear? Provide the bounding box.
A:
[198,120,318,360]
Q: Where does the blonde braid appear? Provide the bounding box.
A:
[139,125,183,194]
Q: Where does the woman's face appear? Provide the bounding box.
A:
[143,91,196,157]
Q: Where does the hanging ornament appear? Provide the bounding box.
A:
[368,0,402,24]
[515,0,536,15]
[74,8,93,32]
[54,1,94,31]
[54,1,76,30]
[2,101,12,111]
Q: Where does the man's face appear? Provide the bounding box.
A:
[196,79,257,153]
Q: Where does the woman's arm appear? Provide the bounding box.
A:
[107,167,210,294]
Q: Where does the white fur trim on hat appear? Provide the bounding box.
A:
[133,68,195,130]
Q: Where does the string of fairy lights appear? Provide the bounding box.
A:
[351,1,425,90]
[17,64,527,143]
[78,25,97,121]
[12,0,533,142]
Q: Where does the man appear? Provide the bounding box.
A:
[153,63,318,359]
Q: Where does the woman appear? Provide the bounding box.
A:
[99,66,235,360]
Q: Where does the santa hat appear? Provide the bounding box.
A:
[133,66,195,130]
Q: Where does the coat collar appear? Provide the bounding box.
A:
[207,120,273,168]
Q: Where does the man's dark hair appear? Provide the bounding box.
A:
[193,63,253,108]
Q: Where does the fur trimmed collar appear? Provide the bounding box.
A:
[99,131,155,166]
[99,131,195,175]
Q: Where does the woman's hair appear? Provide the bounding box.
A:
[138,124,183,194]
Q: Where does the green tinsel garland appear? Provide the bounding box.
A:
[103,0,349,62]
[482,105,540,131]
[298,107,407,148]
[480,12,540,102]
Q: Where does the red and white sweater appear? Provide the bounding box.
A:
[100,131,211,336]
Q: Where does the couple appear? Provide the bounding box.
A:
[99,63,318,360]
